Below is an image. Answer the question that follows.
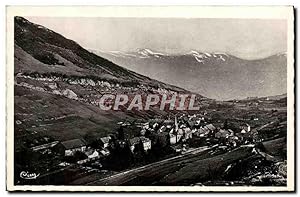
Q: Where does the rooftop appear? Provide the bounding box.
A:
[100,136,111,144]
[61,139,86,150]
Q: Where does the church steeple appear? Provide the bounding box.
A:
[175,115,178,131]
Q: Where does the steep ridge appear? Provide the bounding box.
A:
[14,17,206,146]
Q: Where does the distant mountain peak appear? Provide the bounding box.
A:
[188,50,201,55]
[185,50,229,63]
[276,52,287,57]
[136,48,165,58]
[214,52,229,56]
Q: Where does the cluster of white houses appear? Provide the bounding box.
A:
[27,115,253,165]
[140,115,254,150]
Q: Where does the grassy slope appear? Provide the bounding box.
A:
[14,17,187,147]
[14,17,187,92]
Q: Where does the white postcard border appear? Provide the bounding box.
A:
[6,5,295,192]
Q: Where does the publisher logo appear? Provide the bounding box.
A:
[20,171,40,179]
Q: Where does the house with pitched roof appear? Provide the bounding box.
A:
[206,124,216,132]
[99,136,111,148]
[140,136,151,151]
[56,139,87,156]
[215,129,231,139]
[240,123,251,133]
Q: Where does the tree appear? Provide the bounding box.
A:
[223,119,229,129]
[117,126,125,140]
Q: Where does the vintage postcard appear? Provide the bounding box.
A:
[6,6,294,192]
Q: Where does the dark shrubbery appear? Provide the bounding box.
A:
[64,151,87,163]
[33,52,65,66]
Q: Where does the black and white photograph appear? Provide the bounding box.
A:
[6,6,295,192]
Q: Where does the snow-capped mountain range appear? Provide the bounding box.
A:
[94,48,165,58]
[186,50,229,63]
[91,48,287,100]
[91,48,231,64]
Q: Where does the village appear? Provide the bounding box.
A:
[15,111,264,185]
[15,71,287,185]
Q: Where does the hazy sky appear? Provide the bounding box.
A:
[26,17,287,59]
